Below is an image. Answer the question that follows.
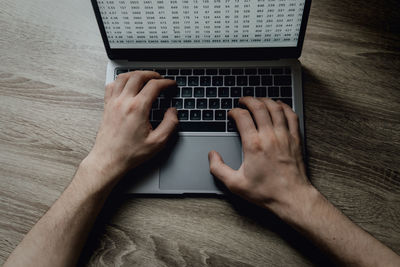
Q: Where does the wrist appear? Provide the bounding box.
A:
[72,154,124,196]
[266,183,322,225]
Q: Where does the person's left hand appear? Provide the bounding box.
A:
[82,71,178,190]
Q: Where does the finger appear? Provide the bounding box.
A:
[239,97,272,131]
[208,151,238,189]
[228,108,258,146]
[121,71,162,97]
[104,82,113,104]
[138,79,177,111]
[147,108,178,145]
[112,73,130,97]
[260,98,287,129]
[278,101,300,140]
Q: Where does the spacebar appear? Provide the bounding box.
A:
[178,122,226,132]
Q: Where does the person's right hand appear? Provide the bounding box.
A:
[208,97,313,215]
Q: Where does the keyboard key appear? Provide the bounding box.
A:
[165,76,175,80]
[249,76,260,86]
[212,76,224,86]
[219,69,231,75]
[261,75,273,86]
[159,90,166,97]
[215,110,226,120]
[268,87,279,97]
[224,76,236,86]
[155,69,166,75]
[245,68,257,75]
[218,87,229,97]
[202,110,213,120]
[179,122,226,132]
[232,68,244,75]
[200,76,211,86]
[271,68,284,74]
[188,76,199,86]
[176,76,187,86]
[193,69,205,75]
[170,86,180,97]
[243,87,254,96]
[255,87,267,97]
[168,69,179,75]
[206,87,217,97]
[258,68,270,74]
[279,98,293,107]
[178,110,189,120]
[196,98,207,109]
[160,98,171,108]
[116,69,128,75]
[281,86,292,97]
[209,98,220,109]
[190,110,201,120]
[184,98,195,109]
[153,110,164,120]
[221,98,232,109]
[274,75,292,86]
[206,69,218,75]
[172,98,183,109]
[233,98,240,108]
[180,69,192,75]
[227,119,238,132]
[182,87,192,97]
[237,76,248,86]
[194,87,205,97]
[284,67,291,74]
[231,87,241,97]
[152,99,159,109]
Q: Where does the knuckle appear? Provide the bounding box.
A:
[127,99,143,113]
[117,73,129,80]
[247,136,263,152]
[130,70,143,79]
[271,104,283,112]
[112,98,124,110]
[238,109,249,117]
[146,78,159,87]
[253,101,265,111]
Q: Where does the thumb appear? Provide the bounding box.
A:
[148,107,178,145]
[208,150,237,187]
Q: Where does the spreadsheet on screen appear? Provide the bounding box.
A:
[97,0,306,49]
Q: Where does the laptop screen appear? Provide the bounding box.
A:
[97,0,306,49]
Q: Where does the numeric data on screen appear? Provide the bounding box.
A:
[97,0,305,48]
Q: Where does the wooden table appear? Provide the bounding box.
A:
[1,0,399,266]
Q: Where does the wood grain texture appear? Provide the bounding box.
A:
[0,0,399,266]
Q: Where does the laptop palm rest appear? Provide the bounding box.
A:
[160,136,242,191]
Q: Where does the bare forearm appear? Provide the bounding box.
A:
[4,158,114,267]
[274,186,400,267]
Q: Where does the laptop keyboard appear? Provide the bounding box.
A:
[114,67,293,132]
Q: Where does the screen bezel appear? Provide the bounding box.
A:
[91,0,311,61]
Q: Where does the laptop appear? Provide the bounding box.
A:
[90,0,311,194]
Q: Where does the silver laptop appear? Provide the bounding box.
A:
[91,0,311,194]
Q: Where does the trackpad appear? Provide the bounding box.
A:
[160,136,242,191]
